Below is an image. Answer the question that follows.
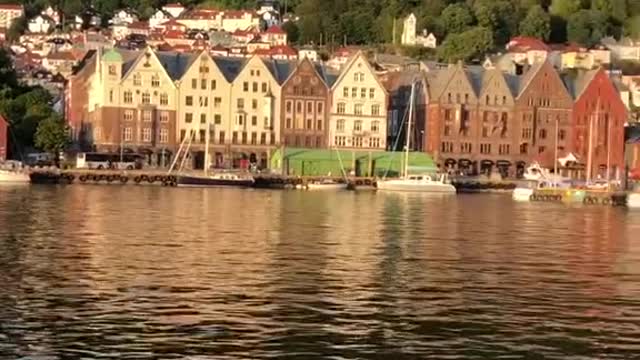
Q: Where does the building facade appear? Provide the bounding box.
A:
[329,52,388,150]
[280,57,331,149]
[0,3,23,29]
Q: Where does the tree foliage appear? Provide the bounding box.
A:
[440,3,474,36]
[437,26,494,63]
[520,5,552,41]
[567,9,610,47]
[35,113,70,160]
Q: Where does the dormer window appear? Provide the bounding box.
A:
[133,74,141,86]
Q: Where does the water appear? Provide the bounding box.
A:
[1,185,640,359]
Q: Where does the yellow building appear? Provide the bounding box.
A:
[329,52,388,150]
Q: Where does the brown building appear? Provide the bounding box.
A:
[280,57,333,148]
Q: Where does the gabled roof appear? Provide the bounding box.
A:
[516,60,546,96]
[261,57,295,84]
[561,69,600,100]
[281,57,330,89]
[425,62,478,100]
[264,25,285,34]
[507,36,551,52]
[330,51,388,95]
[479,67,516,100]
[212,56,247,82]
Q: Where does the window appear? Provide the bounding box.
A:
[199,96,208,107]
[522,128,532,139]
[191,78,197,89]
[180,129,186,141]
[237,98,244,109]
[286,117,292,129]
[109,90,114,103]
[296,101,302,113]
[343,87,349,97]
[251,115,257,126]
[480,144,491,154]
[200,114,207,124]
[317,102,323,114]
[538,146,546,154]
[354,104,363,115]
[499,144,510,155]
[142,128,151,142]
[199,79,206,90]
[219,131,225,144]
[369,88,375,99]
[214,97,221,109]
[306,119,313,129]
[335,136,346,146]
[353,137,363,147]
[262,82,267,92]
[361,88,366,98]
[337,119,345,132]
[199,130,206,143]
[307,102,313,113]
[159,129,168,143]
[133,74,141,86]
[141,92,150,104]
[460,142,472,153]
[371,104,380,116]
[124,91,132,104]
[559,129,566,141]
[539,129,547,139]
[160,93,168,106]
[214,114,221,125]
[159,111,169,123]
[440,142,454,153]
[251,132,257,145]
[316,120,323,131]
[354,120,362,132]
[520,143,528,154]
[252,99,258,109]
[242,132,247,144]
[108,65,116,76]
[352,87,357,97]
[353,73,359,82]
[371,121,380,133]
[370,138,380,148]
[243,82,249,91]
[124,127,133,141]
[124,110,134,122]
[252,82,258,92]
[286,101,293,113]
[151,75,160,87]
[185,113,193,123]
[337,103,346,114]
[142,111,151,122]
[186,96,193,106]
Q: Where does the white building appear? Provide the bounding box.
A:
[28,15,54,34]
[110,10,138,26]
[42,6,61,25]
[298,48,318,62]
[149,10,172,29]
[162,3,186,18]
[602,37,640,62]
[400,13,437,49]
[0,3,24,29]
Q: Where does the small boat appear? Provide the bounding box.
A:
[176,172,254,188]
[0,162,31,184]
[377,173,456,193]
[305,180,347,190]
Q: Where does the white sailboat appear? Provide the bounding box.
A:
[0,161,30,184]
[304,148,349,190]
[376,80,456,193]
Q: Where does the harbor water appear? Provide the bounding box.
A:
[1,185,640,359]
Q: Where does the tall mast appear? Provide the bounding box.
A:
[204,122,210,175]
[554,116,559,187]
[586,98,599,183]
[606,108,611,186]
[404,80,415,178]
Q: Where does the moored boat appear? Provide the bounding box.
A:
[377,173,456,193]
[176,172,254,188]
[0,161,31,184]
[305,180,348,190]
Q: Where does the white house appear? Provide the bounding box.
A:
[416,30,437,49]
[149,9,172,29]
[42,6,61,25]
[401,13,416,46]
[28,15,54,34]
[298,48,318,62]
[162,3,185,18]
[602,37,640,62]
[110,9,138,26]
[0,3,24,29]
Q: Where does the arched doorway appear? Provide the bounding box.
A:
[516,161,526,178]
[480,160,494,176]
[496,160,511,178]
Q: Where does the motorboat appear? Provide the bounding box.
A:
[377,173,456,193]
[176,172,254,188]
[305,180,348,190]
[0,162,31,184]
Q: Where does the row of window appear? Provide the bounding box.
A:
[131,73,161,88]
[185,96,223,108]
[286,100,324,115]
[122,91,170,106]
[117,127,169,143]
[334,136,382,148]
[342,87,376,99]
[180,129,275,146]
[336,103,381,116]
[191,78,218,91]
[184,113,223,125]
[336,119,381,133]
[285,118,323,131]
[521,128,567,140]
[243,81,269,93]
[440,142,511,155]
[123,110,170,123]
[283,135,324,148]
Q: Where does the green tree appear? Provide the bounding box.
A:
[624,15,640,38]
[550,0,582,19]
[592,0,627,23]
[440,3,474,35]
[437,26,493,62]
[35,113,70,165]
[567,9,610,46]
[520,5,552,41]
[282,21,300,44]
[473,0,518,45]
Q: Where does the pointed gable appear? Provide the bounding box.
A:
[178,50,228,85]
[479,67,516,106]
[121,47,177,88]
[282,57,329,90]
[330,51,387,95]
[517,59,572,105]
[428,62,478,104]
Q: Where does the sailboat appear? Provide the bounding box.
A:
[305,148,349,190]
[170,124,254,188]
[376,80,456,193]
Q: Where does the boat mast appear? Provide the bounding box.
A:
[404,80,415,178]
[606,107,611,187]
[586,98,599,183]
[554,116,559,187]
[204,122,210,175]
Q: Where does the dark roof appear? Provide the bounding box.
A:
[212,56,246,82]
[561,69,599,100]
[262,58,295,84]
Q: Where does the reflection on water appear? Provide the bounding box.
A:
[1,186,640,359]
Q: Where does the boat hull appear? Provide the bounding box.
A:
[176,175,254,188]
[376,180,456,193]
[305,183,347,190]
[0,171,31,184]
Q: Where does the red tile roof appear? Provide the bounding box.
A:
[270,45,297,56]
[0,4,23,10]
[163,3,184,8]
[264,25,285,34]
[160,19,187,28]
[46,51,77,61]
[507,36,550,52]
[128,21,149,30]
[223,10,257,19]
[164,30,185,39]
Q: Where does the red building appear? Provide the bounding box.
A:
[0,114,8,161]
[568,68,628,179]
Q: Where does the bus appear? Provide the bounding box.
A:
[76,152,143,170]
